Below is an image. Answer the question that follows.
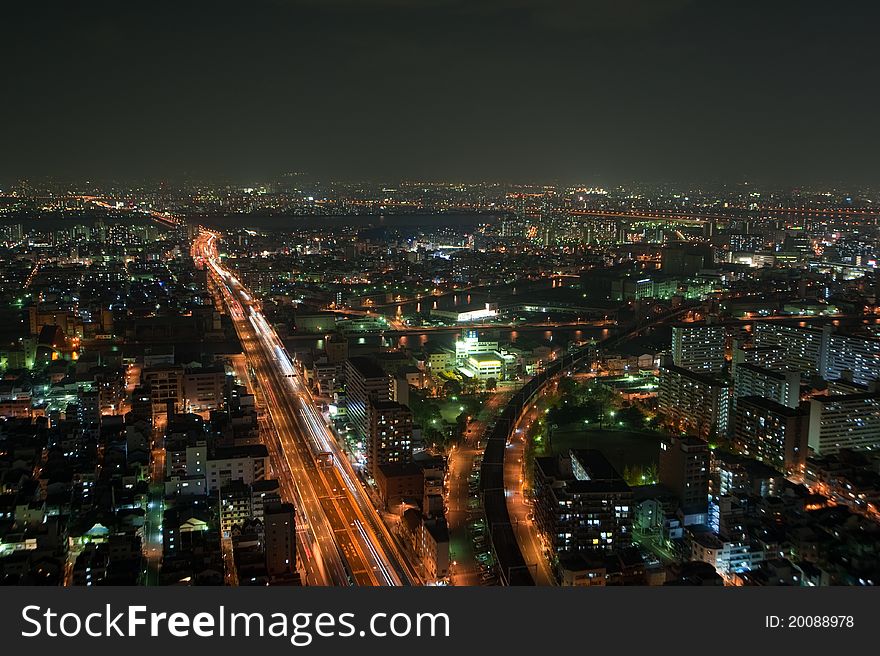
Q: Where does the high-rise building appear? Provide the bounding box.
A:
[825,332,880,386]
[753,323,830,379]
[671,322,726,373]
[659,435,709,522]
[264,502,297,579]
[533,449,632,557]
[807,392,880,455]
[345,356,392,441]
[659,362,731,439]
[366,399,414,479]
[733,396,809,473]
[733,363,801,409]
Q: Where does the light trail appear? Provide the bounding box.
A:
[195,228,419,586]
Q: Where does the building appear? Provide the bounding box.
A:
[206,444,269,493]
[460,351,506,381]
[671,322,726,374]
[533,449,633,557]
[825,332,880,387]
[77,389,101,426]
[142,365,184,417]
[659,362,731,439]
[366,399,414,479]
[431,302,499,323]
[807,392,880,456]
[345,357,392,441]
[661,243,714,276]
[183,365,227,413]
[250,479,282,521]
[659,435,709,523]
[713,451,787,498]
[264,502,296,579]
[731,342,785,375]
[733,396,809,473]
[422,344,455,375]
[753,323,830,379]
[733,363,801,409]
[454,331,499,363]
[130,385,153,424]
[375,463,424,509]
[419,517,450,582]
[219,480,252,537]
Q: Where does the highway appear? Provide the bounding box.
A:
[194,229,418,587]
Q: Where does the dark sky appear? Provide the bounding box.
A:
[2,0,879,186]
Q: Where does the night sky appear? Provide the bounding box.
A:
[3,0,879,185]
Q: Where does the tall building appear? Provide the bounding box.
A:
[345,356,392,441]
[366,399,414,479]
[733,363,801,409]
[825,332,880,386]
[264,502,297,579]
[671,322,726,373]
[753,323,830,379]
[533,449,632,557]
[807,392,880,455]
[659,362,731,439]
[659,435,709,522]
[733,396,809,473]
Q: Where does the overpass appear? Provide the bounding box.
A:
[479,304,696,585]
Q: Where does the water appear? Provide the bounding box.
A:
[194,213,500,231]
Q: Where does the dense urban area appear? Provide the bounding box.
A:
[1,178,879,587]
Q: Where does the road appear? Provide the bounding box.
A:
[445,441,483,586]
[504,407,556,586]
[445,391,511,586]
[195,229,418,586]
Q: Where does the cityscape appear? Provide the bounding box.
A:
[1,180,878,587]
[2,0,879,593]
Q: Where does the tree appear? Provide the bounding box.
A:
[443,379,462,397]
[618,405,647,430]
[485,377,497,392]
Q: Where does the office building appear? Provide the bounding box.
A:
[219,480,253,537]
[142,365,184,416]
[182,365,227,413]
[206,444,269,493]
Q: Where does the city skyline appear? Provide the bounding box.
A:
[3,0,880,592]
